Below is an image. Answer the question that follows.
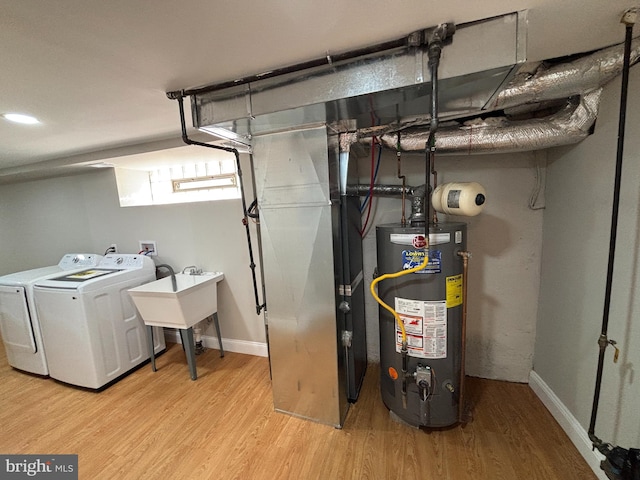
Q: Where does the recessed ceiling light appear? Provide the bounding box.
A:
[2,113,40,125]
[88,162,115,168]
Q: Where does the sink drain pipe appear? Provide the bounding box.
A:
[173,95,266,316]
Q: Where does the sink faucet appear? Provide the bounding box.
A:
[156,264,177,292]
[182,265,202,275]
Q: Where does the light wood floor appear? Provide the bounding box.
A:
[0,341,596,479]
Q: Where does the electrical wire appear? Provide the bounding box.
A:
[360,101,381,234]
[528,162,545,210]
[428,369,437,402]
[247,198,259,219]
[359,137,378,237]
[359,143,382,213]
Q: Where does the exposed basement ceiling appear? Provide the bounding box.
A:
[0,0,638,183]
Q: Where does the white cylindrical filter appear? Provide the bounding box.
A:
[193,321,202,343]
[432,182,486,216]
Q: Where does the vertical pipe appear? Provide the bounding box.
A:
[588,21,634,441]
[397,143,407,226]
[247,153,271,374]
[338,148,353,400]
[431,157,439,225]
[457,251,470,421]
[176,96,265,316]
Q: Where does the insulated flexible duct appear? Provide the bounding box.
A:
[359,36,639,154]
[493,37,640,110]
[372,90,601,154]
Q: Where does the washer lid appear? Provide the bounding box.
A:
[54,268,120,282]
[35,269,122,289]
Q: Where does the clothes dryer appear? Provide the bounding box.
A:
[0,254,102,375]
[33,254,165,389]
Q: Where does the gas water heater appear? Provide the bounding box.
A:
[376,222,467,427]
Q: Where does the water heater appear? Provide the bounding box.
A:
[376,222,466,427]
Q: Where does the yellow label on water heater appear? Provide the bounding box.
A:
[446,274,463,308]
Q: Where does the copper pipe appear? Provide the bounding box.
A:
[457,250,470,422]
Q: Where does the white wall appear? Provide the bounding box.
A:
[358,148,545,382]
[0,174,95,271]
[535,66,640,447]
[0,161,266,349]
[1,141,546,382]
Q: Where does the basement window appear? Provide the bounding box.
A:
[111,146,241,207]
[172,172,237,193]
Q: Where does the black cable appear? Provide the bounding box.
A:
[247,198,259,219]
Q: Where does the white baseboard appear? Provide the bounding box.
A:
[529,370,607,480]
[164,329,268,357]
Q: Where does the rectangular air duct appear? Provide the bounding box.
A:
[192,12,526,140]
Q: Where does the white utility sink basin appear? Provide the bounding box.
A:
[128,272,224,329]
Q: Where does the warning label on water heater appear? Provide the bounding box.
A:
[446,274,463,308]
[394,297,447,359]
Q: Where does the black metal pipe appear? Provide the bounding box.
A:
[345,184,413,197]
[401,348,408,408]
[176,96,266,315]
[426,56,437,234]
[588,22,634,440]
[425,25,450,235]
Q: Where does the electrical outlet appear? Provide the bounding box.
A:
[139,240,157,256]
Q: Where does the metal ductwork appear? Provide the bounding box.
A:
[184,13,638,157]
[186,12,527,142]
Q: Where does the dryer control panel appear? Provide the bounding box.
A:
[58,254,102,270]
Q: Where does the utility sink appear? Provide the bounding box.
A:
[128,272,224,329]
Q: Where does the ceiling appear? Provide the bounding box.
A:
[1,0,637,183]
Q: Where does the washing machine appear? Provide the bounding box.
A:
[0,253,103,375]
[33,254,166,389]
